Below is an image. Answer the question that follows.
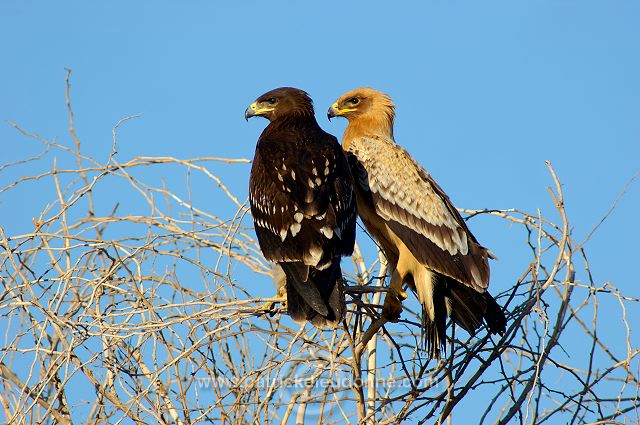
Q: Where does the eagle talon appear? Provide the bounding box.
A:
[259,301,277,315]
[382,290,405,322]
[258,295,286,316]
[397,289,408,300]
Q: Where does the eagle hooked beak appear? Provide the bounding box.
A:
[244,102,258,121]
[245,101,276,121]
[327,102,341,121]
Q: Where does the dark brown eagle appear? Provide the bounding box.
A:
[328,87,506,357]
[245,87,357,326]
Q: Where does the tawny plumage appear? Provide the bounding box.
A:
[328,87,506,357]
[246,87,357,326]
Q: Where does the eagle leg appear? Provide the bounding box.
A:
[382,270,408,321]
[257,295,286,317]
[259,275,287,316]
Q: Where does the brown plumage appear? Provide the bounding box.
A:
[245,87,357,326]
[328,87,506,357]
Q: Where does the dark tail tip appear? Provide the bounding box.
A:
[423,316,446,359]
[421,279,448,359]
[282,261,346,327]
[484,293,507,335]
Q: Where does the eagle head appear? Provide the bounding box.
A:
[327,87,395,123]
[245,87,314,122]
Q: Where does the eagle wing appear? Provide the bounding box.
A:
[347,134,490,292]
[250,134,356,270]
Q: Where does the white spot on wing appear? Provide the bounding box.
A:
[469,263,483,288]
[320,226,334,239]
[290,222,301,237]
[294,212,303,222]
[279,228,287,242]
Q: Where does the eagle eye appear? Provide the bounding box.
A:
[347,97,360,105]
[267,97,277,104]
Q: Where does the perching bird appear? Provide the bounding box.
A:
[245,87,357,326]
[328,87,506,357]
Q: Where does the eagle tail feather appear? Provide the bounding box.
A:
[447,280,485,334]
[284,282,309,324]
[281,261,345,327]
[446,278,506,335]
[281,263,329,317]
[422,316,446,360]
[483,293,507,335]
[420,276,448,359]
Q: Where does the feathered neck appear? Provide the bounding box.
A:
[264,112,320,141]
[343,100,395,150]
[270,110,317,128]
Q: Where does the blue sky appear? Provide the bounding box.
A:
[1,1,638,422]
[3,0,638,298]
